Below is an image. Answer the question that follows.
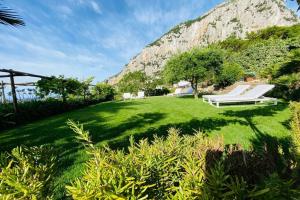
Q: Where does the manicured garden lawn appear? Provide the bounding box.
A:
[0,96,291,199]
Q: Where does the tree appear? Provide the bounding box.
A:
[292,0,300,10]
[36,76,81,102]
[271,49,300,100]
[0,5,25,26]
[118,71,147,94]
[217,62,244,87]
[79,77,94,101]
[164,48,223,98]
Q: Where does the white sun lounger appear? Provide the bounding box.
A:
[209,84,277,108]
[203,85,250,103]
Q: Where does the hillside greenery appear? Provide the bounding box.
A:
[216,25,300,77]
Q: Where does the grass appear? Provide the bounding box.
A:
[0,96,291,199]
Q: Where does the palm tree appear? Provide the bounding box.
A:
[0,5,25,26]
[292,0,300,11]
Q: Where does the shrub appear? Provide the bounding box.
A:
[232,39,289,77]
[291,102,300,154]
[272,73,300,100]
[92,83,115,100]
[66,120,223,199]
[0,145,56,199]
[247,25,300,40]
[144,87,170,96]
[66,120,299,199]
[271,49,300,101]
[217,62,244,87]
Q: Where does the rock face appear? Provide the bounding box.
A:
[108,0,299,84]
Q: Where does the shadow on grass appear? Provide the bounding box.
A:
[106,102,289,150]
[203,132,296,190]
[106,117,247,150]
[0,101,148,178]
[201,102,296,188]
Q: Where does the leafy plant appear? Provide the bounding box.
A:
[291,102,300,154]
[0,145,56,199]
[217,62,244,87]
[0,4,25,26]
[79,77,94,101]
[271,49,300,100]
[36,76,82,102]
[66,120,224,199]
[66,120,300,199]
[92,83,115,100]
[0,98,108,130]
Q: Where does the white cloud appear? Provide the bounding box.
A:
[0,31,119,82]
[90,1,101,14]
[56,5,73,16]
[0,0,224,84]
[71,0,102,14]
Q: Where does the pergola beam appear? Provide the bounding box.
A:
[0,69,52,113]
[0,68,96,113]
[0,69,52,79]
[2,82,36,86]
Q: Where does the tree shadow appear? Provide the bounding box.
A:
[85,112,167,146]
[222,102,287,119]
[203,102,296,193]
[106,117,248,150]
[0,101,148,184]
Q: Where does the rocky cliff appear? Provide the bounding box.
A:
[108,0,299,84]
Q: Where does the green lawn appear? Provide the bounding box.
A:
[0,96,292,199]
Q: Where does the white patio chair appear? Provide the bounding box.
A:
[137,91,145,99]
[203,85,250,103]
[209,84,277,108]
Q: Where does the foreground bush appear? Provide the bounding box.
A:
[66,120,300,199]
[66,121,220,199]
[0,145,56,199]
[291,102,300,154]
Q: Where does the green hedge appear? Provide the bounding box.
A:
[0,98,110,130]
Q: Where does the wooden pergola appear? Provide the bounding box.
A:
[0,69,52,113]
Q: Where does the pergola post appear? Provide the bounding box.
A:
[9,72,18,113]
[1,81,6,104]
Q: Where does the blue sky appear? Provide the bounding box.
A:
[0,0,299,84]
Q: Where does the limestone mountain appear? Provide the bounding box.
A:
[108,0,299,84]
